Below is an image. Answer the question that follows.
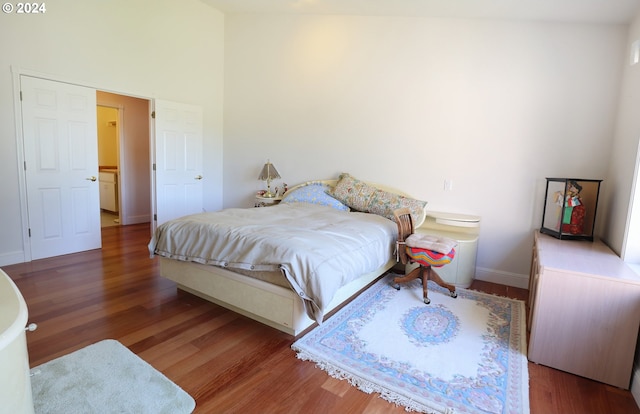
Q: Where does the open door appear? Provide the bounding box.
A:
[153,100,204,230]
[21,76,101,260]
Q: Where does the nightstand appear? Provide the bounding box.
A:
[411,211,480,288]
[254,195,283,207]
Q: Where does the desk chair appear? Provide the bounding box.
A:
[393,208,458,304]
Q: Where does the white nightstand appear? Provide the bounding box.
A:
[410,211,481,288]
[254,195,283,207]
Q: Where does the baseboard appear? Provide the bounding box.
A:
[0,250,26,267]
[632,365,640,408]
[474,267,529,289]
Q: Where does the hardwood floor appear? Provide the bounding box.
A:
[4,223,639,414]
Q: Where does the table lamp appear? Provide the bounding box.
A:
[258,160,281,198]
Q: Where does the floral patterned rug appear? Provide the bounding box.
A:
[292,274,529,414]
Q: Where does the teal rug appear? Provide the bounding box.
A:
[31,339,195,414]
[292,274,529,414]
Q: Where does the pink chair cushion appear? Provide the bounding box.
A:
[406,246,456,267]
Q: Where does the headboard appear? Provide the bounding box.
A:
[283,179,427,228]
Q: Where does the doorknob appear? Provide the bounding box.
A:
[195,175,203,180]
[86,176,97,182]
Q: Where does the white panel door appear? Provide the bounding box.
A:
[154,100,203,228]
[21,76,100,260]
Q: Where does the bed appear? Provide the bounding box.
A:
[149,174,427,336]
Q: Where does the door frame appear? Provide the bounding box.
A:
[11,66,155,261]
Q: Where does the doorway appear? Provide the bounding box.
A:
[97,105,121,228]
[17,73,198,262]
[96,91,152,229]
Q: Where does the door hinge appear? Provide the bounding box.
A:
[28,228,31,237]
[151,111,156,119]
[20,90,23,101]
[24,161,27,171]
[154,214,157,221]
[152,163,156,171]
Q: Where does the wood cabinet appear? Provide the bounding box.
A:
[528,231,640,389]
[99,171,118,213]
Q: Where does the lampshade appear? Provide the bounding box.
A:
[258,161,281,181]
[258,161,281,198]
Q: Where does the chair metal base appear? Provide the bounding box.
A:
[393,266,457,304]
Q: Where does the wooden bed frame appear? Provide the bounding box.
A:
[160,257,395,336]
[158,179,425,337]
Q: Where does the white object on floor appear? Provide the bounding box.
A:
[0,269,34,414]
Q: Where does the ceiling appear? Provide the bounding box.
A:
[201,0,640,24]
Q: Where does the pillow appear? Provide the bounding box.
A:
[328,173,377,212]
[281,183,350,211]
[367,189,428,225]
[330,173,427,224]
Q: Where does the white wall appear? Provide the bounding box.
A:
[223,15,627,286]
[0,3,631,284]
[0,0,224,265]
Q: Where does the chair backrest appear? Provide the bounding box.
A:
[393,208,414,264]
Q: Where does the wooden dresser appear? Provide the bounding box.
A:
[528,230,640,389]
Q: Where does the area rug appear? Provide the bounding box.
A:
[292,274,529,414]
[30,339,195,414]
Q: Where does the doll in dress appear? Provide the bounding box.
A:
[561,180,585,234]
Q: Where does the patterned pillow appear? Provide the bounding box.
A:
[329,173,378,212]
[330,173,427,223]
[367,190,428,224]
[281,183,350,211]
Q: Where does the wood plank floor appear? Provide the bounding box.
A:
[3,223,639,414]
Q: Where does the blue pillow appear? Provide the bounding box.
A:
[281,183,350,211]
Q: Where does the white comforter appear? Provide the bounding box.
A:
[148,203,397,323]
